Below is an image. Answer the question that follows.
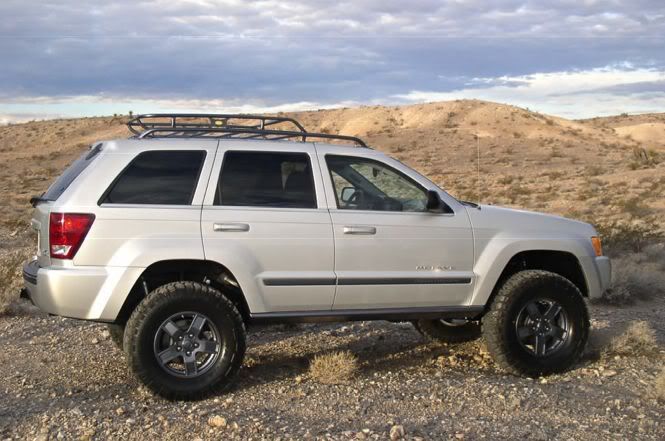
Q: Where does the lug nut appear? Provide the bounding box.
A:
[186,351,191,356]
[189,334,194,338]
[176,346,182,351]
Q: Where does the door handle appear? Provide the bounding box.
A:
[343,225,376,235]
[213,223,250,232]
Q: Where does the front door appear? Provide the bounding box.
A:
[317,151,475,310]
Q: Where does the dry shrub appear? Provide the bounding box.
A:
[601,245,665,305]
[604,321,659,357]
[652,368,665,402]
[594,221,663,254]
[309,351,358,385]
[0,248,32,314]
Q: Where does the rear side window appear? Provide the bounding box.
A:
[43,143,102,201]
[215,151,316,208]
[101,150,205,205]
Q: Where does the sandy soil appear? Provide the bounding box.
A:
[0,298,663,440]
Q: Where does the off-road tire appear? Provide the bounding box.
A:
[413,319,481,343]
[107,323,125,351]
[124,281,246,400]
[483,270,589,377]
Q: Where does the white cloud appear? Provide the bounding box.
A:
[394,66,665,118]
[1,1,664,121]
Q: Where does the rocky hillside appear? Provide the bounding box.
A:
[1,100,663,241]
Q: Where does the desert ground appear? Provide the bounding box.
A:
[0,100,664,440]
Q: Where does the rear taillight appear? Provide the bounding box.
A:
[49,213,95,259]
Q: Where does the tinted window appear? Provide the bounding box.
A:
[326,155,428,212]
[43,143,103,201]
[216,151,316,208]
[102,150,205,205]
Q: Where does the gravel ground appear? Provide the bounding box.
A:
[0,298,663,441]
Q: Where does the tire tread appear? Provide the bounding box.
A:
[124,281,246,400]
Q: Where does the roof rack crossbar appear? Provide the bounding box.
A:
[127,114,368,147]
[137,127,367,147]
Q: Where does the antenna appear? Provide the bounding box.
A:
[476,133,481,204]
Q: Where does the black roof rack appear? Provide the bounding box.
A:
[127,114,368,147]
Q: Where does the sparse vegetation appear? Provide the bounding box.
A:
[652,368,665,402]
[0,249,31,314]
[309,351,358,385]
[600,243,665,305]
[594,221,663,253]
[604,321,659,357]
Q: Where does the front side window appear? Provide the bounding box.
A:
[326,155,428,212]
[216,151,316,209]
[101,150,205,205]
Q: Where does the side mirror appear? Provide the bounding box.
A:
[426,190,446,213]
[341,187,357,203]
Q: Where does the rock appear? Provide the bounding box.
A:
[78,428,96,441]
[208,415,227,428]
[115,407,125,416]
[389,424,405,440]
[91,338,99,344]
[602,370,617,377]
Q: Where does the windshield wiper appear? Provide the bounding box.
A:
[459,200,480,209]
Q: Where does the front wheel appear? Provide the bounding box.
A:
[124,281,246,400]
[482,270,589,377]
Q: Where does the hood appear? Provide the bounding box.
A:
[464,204,597,239]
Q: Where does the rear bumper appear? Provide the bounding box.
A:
[22,259,144,321]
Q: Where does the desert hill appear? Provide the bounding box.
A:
[1,100,663,241]
[581,112,665,148]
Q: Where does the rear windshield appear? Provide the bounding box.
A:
[42,143,103,201]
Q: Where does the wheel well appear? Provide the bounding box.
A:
[491,250,588,301]
[115,259,250,325]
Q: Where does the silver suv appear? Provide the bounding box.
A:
[23,114,611,400]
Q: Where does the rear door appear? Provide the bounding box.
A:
[316,148,475,310]
[201,143,335,313]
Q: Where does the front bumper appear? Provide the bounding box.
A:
[22,259,144,321]
[579,255,611,299]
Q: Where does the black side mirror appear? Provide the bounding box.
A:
[426,190,447,213]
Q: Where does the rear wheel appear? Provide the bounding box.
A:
[483,270,589,376]
[124,281,246,400]
[413,319,481,343]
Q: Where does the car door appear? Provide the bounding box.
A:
[316,148,475,310]
[201,142,335,313]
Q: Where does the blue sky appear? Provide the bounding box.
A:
[1,0,664,123]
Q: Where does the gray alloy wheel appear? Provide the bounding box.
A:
[153,312,222,378]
